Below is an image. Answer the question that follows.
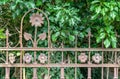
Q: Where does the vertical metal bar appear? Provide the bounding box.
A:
[107,52,109,79]
[101,41,104,79]
[33,27,38,79]
[5,29,10,79]
[75,35,77,79]
[47,16,51,79]
[47,44,51,79]
[87,31,91,79]
[114,51,118,79]
[107,67,109,79]
[20,11,24,79]
[114,33,118,79]
[61,43,64,79]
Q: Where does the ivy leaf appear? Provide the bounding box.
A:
[52,34,57,42]
[104,39,110,48]
[69,35,75,41]
[36,0,42,6]
[99,33,105,39]
[112,41,116,48]
[96,37,101,43]
[52,32,60,42]
[61,31,66,37]
[96,6,101,14]
[91,14,98,20]
[0,29,6,39]
[111,36,117,48]
[91,0,100,4]
[110,11,116,20]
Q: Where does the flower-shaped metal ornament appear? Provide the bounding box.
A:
[23,53,32,64]
[38,53,47,64]
[78,53,88,63]
[92,53,102,64]
[24,32,32,41]
[9,53,15,64]
[30,13,44,27]
[38,32,46,40]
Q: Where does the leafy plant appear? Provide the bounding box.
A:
[46,3,80,43]
[96,26,117,48]
[0,29,6,39]
[90,0,120,48]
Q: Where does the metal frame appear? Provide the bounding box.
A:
[0,8,119,79]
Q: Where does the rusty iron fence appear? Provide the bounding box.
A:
[0,8,120,79]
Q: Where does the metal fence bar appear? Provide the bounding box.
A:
[88,31,91,79]
[5,29,10,79]
[114,51,118,79]
[61,43,64,79]
[101,41,104,79]
[75,36,77,79]
[1,48,120,51]
[1,64,119,67]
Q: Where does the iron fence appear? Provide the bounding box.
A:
[0,8,120,79]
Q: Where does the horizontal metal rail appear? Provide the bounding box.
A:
[0,48,120,51]
[0,63,119,67]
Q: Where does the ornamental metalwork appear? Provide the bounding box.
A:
[23,53,32,64]
[0,8,119,79]
[92,53,102,64]
[78,53,88,63]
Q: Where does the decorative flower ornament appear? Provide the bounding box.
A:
[23,53,32,63]
[38,32,46,40]
[24,32,32,41]
[92,53,102,64]
[38,53,47,64]
[9,53,15,64]
[30,13,44,27]
[78,53,88,63]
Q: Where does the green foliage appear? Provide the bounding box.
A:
[0,0,120,79]
[90,0,120,48]
[47,3,80,43]
[96,26,117,48]
[0,29,5,39]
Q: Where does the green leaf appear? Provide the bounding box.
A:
[111,35,117,48]
[10,4,16,10]
[55,32,60,37]
[52,32,60,42]
[105,26,111,33]
[112,41,116,48]
[0,0,9,5]
[61,31,66,37]
[110,11,116,20]
[16,52,20,56]
[96,37,101,43]
[79,33,84,38]
[52,34,57,42]
[91,0,100,4]
[99,33,105,39]
[96,6,101,14]
[91,14,98,20]
[36,0,42,6]
[73,31,78,35]
[111,35,117,42]
[104,39,110,48]
[69,35,75,41]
